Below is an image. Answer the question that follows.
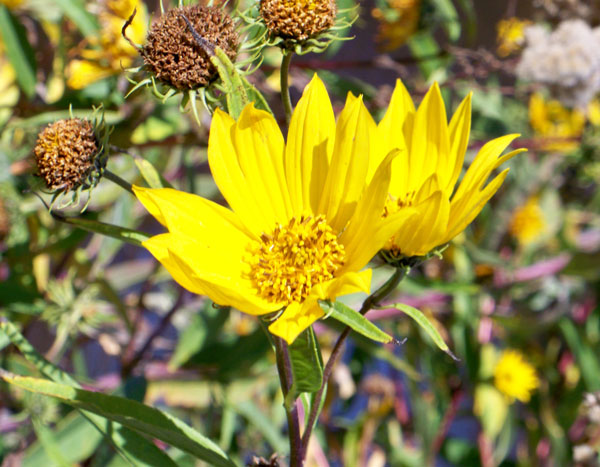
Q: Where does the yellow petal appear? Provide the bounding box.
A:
[66,60,114,89]
[268,301,322,345]
[143,234,207,295]
[446,169,510,241]
[133,185,253,242]
[163,233,282,315]
[452,134,520,202]
[408,82,451,191]
[446,92,472,193]
[208,106,290,236]
[285,74,336,215]
[341,149,412,272]
[376,79,414,189]
[318,94,373,231]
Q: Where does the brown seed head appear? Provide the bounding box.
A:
[141,5,239,90]
[260,0,337,41]
[34,119,99,192]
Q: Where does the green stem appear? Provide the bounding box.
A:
[274,336,302,466]
[104,169,134,196]
[300,266,409,459]
[280,51,294,125]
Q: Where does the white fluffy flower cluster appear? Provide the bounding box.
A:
[517,19,600,108]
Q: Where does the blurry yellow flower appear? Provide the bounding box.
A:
[0,40,18,107]
[496,17,531,57]
[372,0,421,51]
[494,349,539,403]
[0,0,23,9]
[372,80,524,258]
[587,99,600,127]
[133,75,414,345]
[66,0,147,89]
[529,93,585,153]
[509,195,546,246]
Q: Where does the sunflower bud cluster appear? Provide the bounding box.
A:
[516,19,600,108]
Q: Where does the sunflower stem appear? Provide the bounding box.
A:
[300,266,409,459]
[274,336,303,466]
[280,51,294,125]
[104,169,135,196]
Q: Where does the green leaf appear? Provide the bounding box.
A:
[1,374,236,467]
[288,327,323,397]
[234,401,287,454]
[53,213,151,246]
[0,6,37,97]
[319,300,393,343]
[384,303,458,360]
[51,0,99,36]
[133,155,173,189]
[24,413,104,467]
[431,0,461,41]
[0,321,178,467]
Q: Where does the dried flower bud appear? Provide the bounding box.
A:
[260,0,337,42]
[34,119,100,192]
[141,5,239,90]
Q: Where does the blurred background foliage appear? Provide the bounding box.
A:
[1,0,600,465]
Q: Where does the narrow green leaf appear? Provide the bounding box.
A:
[30,419,74,467]
[0,321,178,467]
[385,303,458,361]
[51,0,99,36]
[54,214,151,246]
[234,401,287,454]
[133,155,172,189]
[0,6,36,97]
[288,326,323,396]
[319,300,393,343]
[1,374,236,467]
[24,412,104,467]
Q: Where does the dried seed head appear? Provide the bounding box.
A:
[260,0,337,41]
[141,5,239,90]
[34,119,100,192]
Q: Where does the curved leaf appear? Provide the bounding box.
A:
[319,300,393,343]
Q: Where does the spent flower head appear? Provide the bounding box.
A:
[494,349,539,403]
[34,112,110,209]
[133,75,415,344]
[370,80,524,263]
[249,0,354,54]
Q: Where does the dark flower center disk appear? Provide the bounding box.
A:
[259,0,337,42]
[34,119,99,192]
[141,5,239,90]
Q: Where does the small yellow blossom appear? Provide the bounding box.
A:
[496,18,531,57]
[0,0,23,9]
[372,0,421,51]
[66,0,147,89]
[529,93,585,153]
[371,81,524,258]
[494,350,539,403]
[134,75,415,345]
[509,195,546,246]
[0,38,19,107]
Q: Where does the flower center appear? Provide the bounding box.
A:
[247,215,345,305]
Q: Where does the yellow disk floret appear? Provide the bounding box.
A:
[247,215,345,304]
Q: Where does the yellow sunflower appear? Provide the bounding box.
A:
[134,75,415,344]
[371,80,525,258]
[494,349,539,403]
